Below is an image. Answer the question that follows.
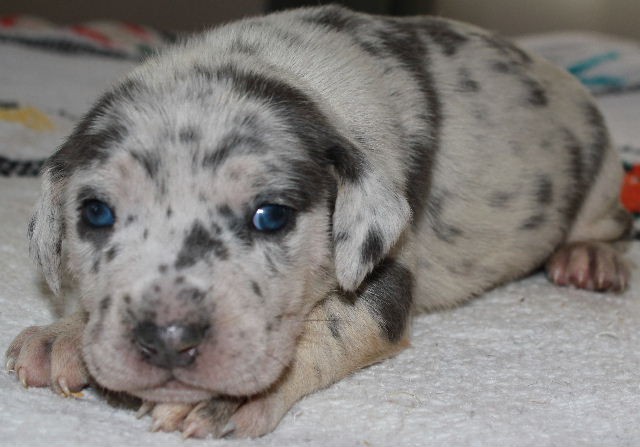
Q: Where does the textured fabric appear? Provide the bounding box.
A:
[1,24,640,446]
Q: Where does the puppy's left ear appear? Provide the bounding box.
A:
[328,143,412,291]
[28,169,66,295]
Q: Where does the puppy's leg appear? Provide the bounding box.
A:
[546,147,633,292]
[5,310,89,396]
[151,259,412,438]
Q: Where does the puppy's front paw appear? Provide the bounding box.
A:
[148,399,241,438]
[5,312,88,396]
[146,394,283,439]
[546,241,630,292]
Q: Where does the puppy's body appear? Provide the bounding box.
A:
[6,5,631,438]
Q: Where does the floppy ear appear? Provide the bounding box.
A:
[28,169,66,296]
[328,144,412,292]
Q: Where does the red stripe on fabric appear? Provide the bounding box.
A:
[123,22,151,39]
[70,25,112,47]
[0,15,18,27]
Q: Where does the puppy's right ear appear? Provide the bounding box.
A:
[28,169,65,296]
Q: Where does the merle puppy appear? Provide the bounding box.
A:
[6,5,632,438]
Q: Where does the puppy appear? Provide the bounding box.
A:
[5,5,632,438]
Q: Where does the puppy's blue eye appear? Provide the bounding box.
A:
[82,200,115,228]
[252,204,292,232]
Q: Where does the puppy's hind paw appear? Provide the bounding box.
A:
[546,241,630,293]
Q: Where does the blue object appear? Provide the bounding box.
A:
[567,51,625,89]
[82,200,116,228]
[252,204,292,232]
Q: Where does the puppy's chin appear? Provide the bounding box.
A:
[130,380,215,403]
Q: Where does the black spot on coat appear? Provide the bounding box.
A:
[426,190,463,243]
[488,191,515,208]
[327,313,341,340]
[520,214,546,230]
[130,151,160,179]
[201,133,264,172]
[423,19,469,56]
[534,175,553,205]
[105,245,119,262]
[522,78,548,107]
[357,259,413,342]
[360,228,384,265]
[458,68,480,93]
[251,281,263,298]
[178,126,200,143]
[175,221,229,268]
[301,5,355,32]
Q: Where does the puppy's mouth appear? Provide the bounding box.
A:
[129,379,215,403]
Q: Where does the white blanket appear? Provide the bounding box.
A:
[1,23,639,446]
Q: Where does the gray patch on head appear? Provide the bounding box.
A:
[175,220,229,269]
[46,78,141,182]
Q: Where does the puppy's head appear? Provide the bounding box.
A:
[28,62,410,402]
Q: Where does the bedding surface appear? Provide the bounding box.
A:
[1,19,640,446]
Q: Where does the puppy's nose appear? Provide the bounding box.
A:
[133,321,208,368]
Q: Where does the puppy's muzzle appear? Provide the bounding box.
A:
[133,321,209,368]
